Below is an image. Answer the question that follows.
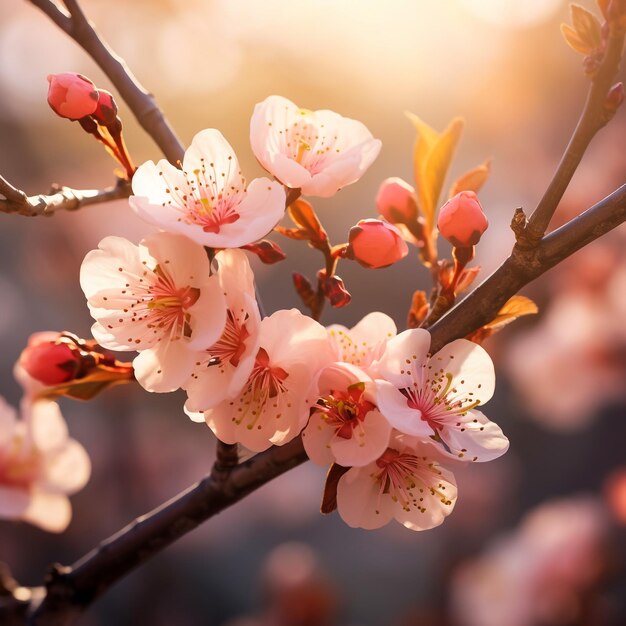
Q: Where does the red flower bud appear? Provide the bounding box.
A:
[240,240,286,264]
[345,219,409,269]
[46,73,99,120]
[317,270,351,308]
[375,177,418,224]
[437,191,488,248]
[92,89,119,126]
[19,332,82,386]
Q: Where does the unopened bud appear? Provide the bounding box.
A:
[47,73,99,120]
[92,89,118,126]
[375,177,418,224]
[241,240,286,264]
[437,191,488,248]
[19,332,82,386]
[345,219,409,269]
[605,82,624,113]
[318,270,351,308]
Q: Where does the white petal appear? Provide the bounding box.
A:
[376,328,431,389]
[431,339,496,405]
[183,129,242,190]
[24,400,68,451]
[133,340,196,393]
[22,491,71,533]
[336,466,394,530]
[301,411,335,466]
[375,380,432,438]
[439,409,509,463]
[41,439,91,494]
[187,276,227,350]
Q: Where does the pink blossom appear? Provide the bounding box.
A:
[327,312,396,373]
[0,397,90,532]
[130,129,286,248]
[302,362,391,467]
[203,309,334,452]
[437,191,488,248]
[80,232,226,393]
[46,73,99,120]
[336,431,457,530]
[345,219,408,269]
[375,329,508,462]
[250,95,381,198]
[184,249,262,416]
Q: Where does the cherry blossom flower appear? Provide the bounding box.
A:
[0,397,90,532]
[326,312,396,373]
[130,129,286,248]
[375,329,508,462]
[184,249,262,416]
[302,362,391,467]
[250,95,382,198]
[80,232,226,393]
[336,431,457,531]
[203,309,334,452]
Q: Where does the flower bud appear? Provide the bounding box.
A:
[345,219,409,269]
[318,270,351,308]
[47,73,99,120]
[437,191,488,248]
[375,177,418,224]
[92,89,118,126]
[19,332,82,386]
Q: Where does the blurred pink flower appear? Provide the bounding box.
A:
[0,396,90,533]
[376,329,508,462]
[203,309,334,452]
[302,362,391,467]
[130,129,286,248]
[80,232,226,393]
[336,431,457,530]
[250,95,381,198]
[450,496,609,626]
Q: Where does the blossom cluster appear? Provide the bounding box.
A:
[75,95,508,532]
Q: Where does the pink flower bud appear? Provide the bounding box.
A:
[46,73,99,120]
[92,89,118,126]
[375,177,418,224]
[437,191,488,248]
[346,219,409,269]
[19,332,82,386]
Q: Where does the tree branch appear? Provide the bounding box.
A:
[24,437,307,626]
[524,30,625,242]
[0,176,130,217]
[28,0,185,165]
[428,183,626,353]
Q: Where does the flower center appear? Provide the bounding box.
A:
[207,309,251,368]
[283,115,340,175]
[159,157,245,233]
[315,382,375,440]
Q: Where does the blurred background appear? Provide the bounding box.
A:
[1,0,626,624]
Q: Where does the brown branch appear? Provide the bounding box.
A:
[0,176,130,217]
[21,437,307,626]
[428,183,626,354]
[524,30,625,242]
[28,0,185,165]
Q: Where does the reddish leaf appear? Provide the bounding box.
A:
[407,290,429,329]
[321,463,350,514]
[240,239,286,264]
[466,295,539,344]
[288,198,328,245]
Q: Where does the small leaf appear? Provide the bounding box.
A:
[561,23,595,54]
[455,266,481,295]
[288,199,327,245]
[466,295,538,343]
[406,113,464,230]
[571,4,602,48]
[274,225,310,240]
[407,290,429,329]
[449,159,491,198]
[292,272,317,311]
[321,463,350,514]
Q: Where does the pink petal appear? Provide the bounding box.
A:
[22,491,71,533]
[375,380,432,438]
[133,340,196,393]
[41,439,91,494]
[376,328,431,389]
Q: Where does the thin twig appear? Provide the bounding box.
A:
[28,0,185,165]
[0,176,131,217]
[524,31,625,242]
